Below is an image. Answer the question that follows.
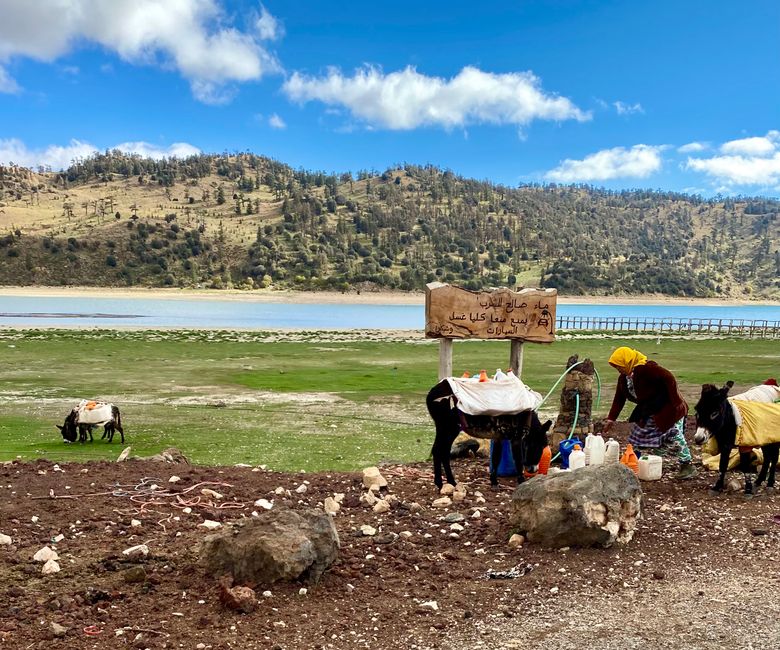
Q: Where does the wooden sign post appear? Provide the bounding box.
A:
[425,282,557,380]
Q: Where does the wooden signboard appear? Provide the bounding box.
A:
[425,283,557,342]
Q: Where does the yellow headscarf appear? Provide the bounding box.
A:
[608,346,647,375]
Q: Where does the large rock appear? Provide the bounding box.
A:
[200,508,339,585]
[510,464,642,548]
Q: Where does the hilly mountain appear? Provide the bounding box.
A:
[0,152,778,298]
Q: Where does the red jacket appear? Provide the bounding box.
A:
[607,361,687,431]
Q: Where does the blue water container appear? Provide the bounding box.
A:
[489,440,517,476]
[558,438,583,469]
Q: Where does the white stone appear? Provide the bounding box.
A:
[299,588,308,596]
[200,520,222,530]
[254,498,273,510]
[274,486,286,495]
[183,507,192,514]
[116,446,132,462]
[324,497,340,515]
[399,531,413,538]
[450,523,464,532]
[33,546,58,562]
[122,544,150,558]
[53,534,65,543]
[130,519,142,528]
[262,590,272,598]
[201,488,223,500]
[360,491,378,507]
[41,559,60,574]
[432,496,452,508]
[295,484,308,494]
[360,525,377,536]
[508,534,525,549]
[31,515,39,523]
[439,484,455,496]
[471,510,481,519]
[362,467,388,489]
[168,475,181,484]
[420,600,439,611]
[334,493,345,504]
[373,500,390,514]
[0,533,12,545]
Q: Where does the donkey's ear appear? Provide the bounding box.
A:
[722,380,734,394]
[542,419,553,433]
[55,424,63,431]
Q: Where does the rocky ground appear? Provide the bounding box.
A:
[1,429,779,650]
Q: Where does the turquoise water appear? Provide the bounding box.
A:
[0,295,779,329]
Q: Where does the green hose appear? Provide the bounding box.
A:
[538,360,585,408]
[550,391,579,462]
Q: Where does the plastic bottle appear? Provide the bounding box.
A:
[558,438,582,469]
[589,434,606,466]
[638,455,662,480]
[584,433,594,465]
[493,368,506,381]
[605,438,620,464]
[461,371,471,378]
[536,445,552,475]
[569,444,586,470]
[478,369,489,382]
[620,443,639,475]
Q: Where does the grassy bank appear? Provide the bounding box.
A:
[0,329,777,469]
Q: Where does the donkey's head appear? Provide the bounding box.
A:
[693,381,734,444]
[56,410,78,443]
[519,411,553,473]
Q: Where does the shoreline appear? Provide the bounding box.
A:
[0,285,778,307]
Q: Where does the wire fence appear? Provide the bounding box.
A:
[556,316,780,338]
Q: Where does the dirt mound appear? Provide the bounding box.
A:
[1,449,779,649]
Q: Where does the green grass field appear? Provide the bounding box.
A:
[0,329,777,469]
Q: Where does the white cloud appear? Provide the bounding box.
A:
[0,138,98,170]
[684,130,780,187]
[268,113,286,129]
[283,65,590,130]
[614,101,643,115]
[686,153,780,186]
[256,5,283,40]
[0,138,200,170]
[720,131,779,156]
[0,0,281,102]
[545,144,663,182]
[114,141,201,159]
[0,65,20,93]
[677,141,708,154]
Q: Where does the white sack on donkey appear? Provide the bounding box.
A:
[56,400,125,444]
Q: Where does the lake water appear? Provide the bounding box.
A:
[0,295,779,330]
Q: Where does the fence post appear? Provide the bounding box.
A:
[438,338,453,380]
[510,340,525,378]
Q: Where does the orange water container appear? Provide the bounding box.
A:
[461,371,471,378]
[620,443,640,475]
[478,369,489,382]
[538,445,552,475]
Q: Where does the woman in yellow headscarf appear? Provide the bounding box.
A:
[604,346,696,479]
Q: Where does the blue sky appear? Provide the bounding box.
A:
[1,0,779,196]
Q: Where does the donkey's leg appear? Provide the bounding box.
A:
[756,446,770,487]
[511,438,525,485]
[713,443,731,492]
[489,438,501,487]
[738,451,754,495]
[766,445,779,488]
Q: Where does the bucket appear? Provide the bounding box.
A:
[638,455,663,480]
[558,438,583,469]
[489,440,517,476]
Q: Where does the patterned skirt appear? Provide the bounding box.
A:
[628,416,683,448]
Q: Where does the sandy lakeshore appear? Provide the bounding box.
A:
[0,285,777,306]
